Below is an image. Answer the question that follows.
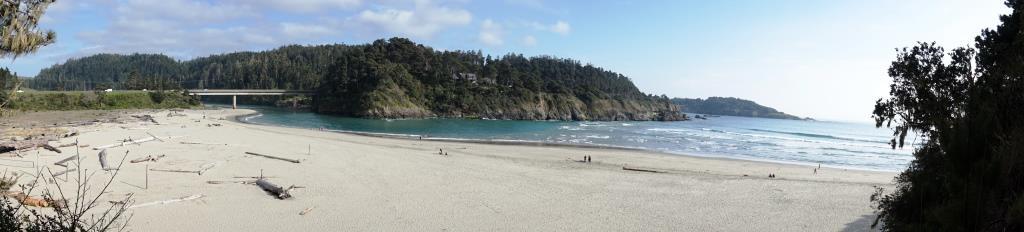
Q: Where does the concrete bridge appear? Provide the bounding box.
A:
[187,89,316,109]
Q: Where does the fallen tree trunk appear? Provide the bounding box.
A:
[244,152,300,163]
[255,178,293,199]
[0,139,50,154]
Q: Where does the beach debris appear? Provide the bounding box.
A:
[206,180,256,185]
[127,194,203,209]
[4,192,64,208]
[197,162,220,175]
[93,135,182,150]
[255,178,295,199]
[0,139,51,154]
[179,141,228,146]
[622,166,665,173]
[120,126,149,130]
[54,154,79,167]
[206,123,222,127]
[148,168,199,175]
[57,141,78,148]
[131,114,159,124]
[130,154,166,163]
[40,144,61,153]
[98,149,117,171]
[52,168,76,177]
[244,152,300,164]
[148,162,219,176]
[299,206,315,215]
[166,111,186,117]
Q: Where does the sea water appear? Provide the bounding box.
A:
[232,105,914,171]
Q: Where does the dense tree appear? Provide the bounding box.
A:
[671,97,802,120]
[28,37,684,121]
[871,1,1024,230]
[1,0,55,114]
[0,0,55,59]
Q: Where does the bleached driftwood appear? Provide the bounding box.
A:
[244,152,300,164]
[197,162,219,175]
[53,155,78,167]
[93,135,182,150]
[179,141,228,146]
[130,154,166,163]
[148,168,199,175]
[255,178,294,199]
[57,142,78,148]
[206,180,256,185]
[94,137,155,150]
[299,206,315,215]
[52,168,76,177]
[127,194,203,209]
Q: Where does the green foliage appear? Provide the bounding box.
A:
[870,1,1024,231]
[671,97,801,120]
[0,0,56,59]
[26,37,684,121]
[7,91,197,111]
[315,38,683,120]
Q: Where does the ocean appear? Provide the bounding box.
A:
[232,105,914,171]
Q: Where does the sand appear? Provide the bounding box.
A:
[1,109,895,231]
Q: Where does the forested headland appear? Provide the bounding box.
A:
[24,38,684,121]
[671,97,802,120]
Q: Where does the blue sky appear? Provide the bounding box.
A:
[1,0,1010,122]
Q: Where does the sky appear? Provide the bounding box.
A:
[0,0,1012,122]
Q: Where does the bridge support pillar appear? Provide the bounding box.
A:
[232,95,237,109]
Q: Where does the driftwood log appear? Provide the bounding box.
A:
[0,139,50,154]
[255,178,293,199]
[130,154,166,163]
[128,194,203,209]
[53,155,79,167]
[622,166,665,173]
[148,168,200,175]
[245,152,300,163]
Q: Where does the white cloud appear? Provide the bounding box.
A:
[356,0,472,38]
[551,21,570,35]
[522,35,537,46]
[246,0,362,13]
[478,19,503,46]
[281,23,335,38]
[530,20,571,35]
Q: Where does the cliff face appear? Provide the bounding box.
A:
[317,86,686,121]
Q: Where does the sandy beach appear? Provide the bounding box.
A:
[0,109,894,231]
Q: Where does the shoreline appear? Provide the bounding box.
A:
[233,109,903,174]
[2,108,895,231]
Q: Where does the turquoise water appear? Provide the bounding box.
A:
[232,105,914,171]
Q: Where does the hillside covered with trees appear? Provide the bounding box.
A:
[25,38,684,121]
[671,97,801,120]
